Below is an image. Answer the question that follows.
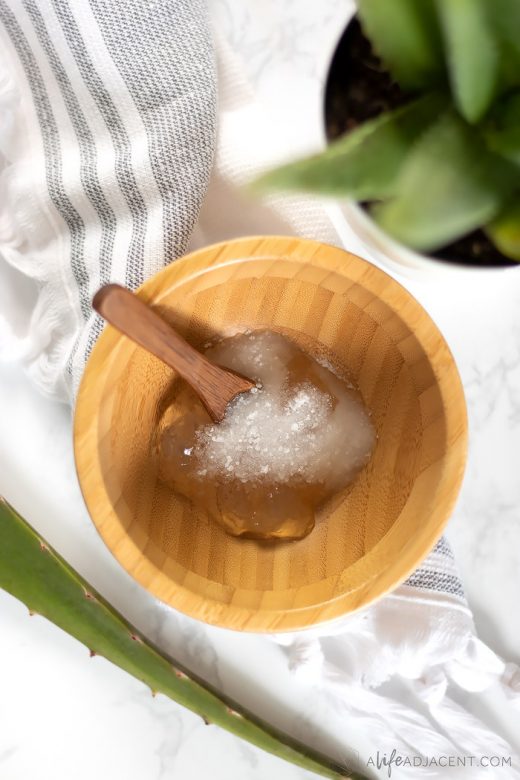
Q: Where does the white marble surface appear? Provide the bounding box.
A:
[1,1,520,779]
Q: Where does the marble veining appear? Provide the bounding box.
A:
[1,1,520,778]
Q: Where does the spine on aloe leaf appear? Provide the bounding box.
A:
[0,497,365,780]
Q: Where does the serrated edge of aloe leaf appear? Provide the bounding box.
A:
[251,93,446,199]
[0,497,365,780]
[356,0,443,90]
[371,110,515,252]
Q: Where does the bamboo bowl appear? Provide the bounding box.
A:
[74,236,467,632]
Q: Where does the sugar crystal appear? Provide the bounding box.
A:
[156,330,375,541]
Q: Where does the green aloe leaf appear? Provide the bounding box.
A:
[489,0,520,86]
[252,93,445,200]
[486,128,520,168]
[372,111,516,252]
[495,92,520,126]
[0,497,364,780]
[356,0,443,90]
[486,201,520,261]
[436,0,499,123]
[484,92,520,167]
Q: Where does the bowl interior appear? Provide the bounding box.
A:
[75,237,467,631]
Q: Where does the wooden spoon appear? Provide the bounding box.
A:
[93,284,255,422]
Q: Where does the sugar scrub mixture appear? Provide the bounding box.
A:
[156,330,375,540]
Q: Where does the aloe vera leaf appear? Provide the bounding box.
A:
[252,93,445,200]
[486,201,520,261]
[356,0,443,90]
[490,0,520,94]
[494,91,520,127]
[489,0,520,84]
[372,111,516,252]
[485,127,520,168]
[436,0,499,123]
[484,92,520,167]
[0,497,364,780]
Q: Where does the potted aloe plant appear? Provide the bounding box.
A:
[257,0,520,274]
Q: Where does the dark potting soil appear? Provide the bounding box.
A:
[324,18,515,268]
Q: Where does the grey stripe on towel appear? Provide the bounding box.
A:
[0,0,90,320]
[23,0,116,285]
[50,0,148,291]
[0,0,217,396]
[88,0,217,263]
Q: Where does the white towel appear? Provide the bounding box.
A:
[0,4,519,777]
[0,0,216,398]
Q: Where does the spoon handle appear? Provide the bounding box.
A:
[92,284,253,421]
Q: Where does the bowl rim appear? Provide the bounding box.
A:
[74,235,468,633]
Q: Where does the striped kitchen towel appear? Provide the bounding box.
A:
[0,0,216,399]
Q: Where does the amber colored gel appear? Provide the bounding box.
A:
[155,331,375,541]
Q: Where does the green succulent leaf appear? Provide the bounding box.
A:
[372,111,516,252]
[486,201,520,261]
[492,91,520,127]
[489,0,520,86]
[252,93,445,200]
[0,498,362,780]
[436,0,499,123]
[485,128,520,168]
[356,0,443,90]
[484,92,520,167]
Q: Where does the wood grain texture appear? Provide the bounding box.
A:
[74,236,468,632]
[92,284,254,422]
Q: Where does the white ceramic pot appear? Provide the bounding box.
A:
[323,15,519,280]
[338,201,517,280]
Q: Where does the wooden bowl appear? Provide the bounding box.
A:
[74,237,467,632]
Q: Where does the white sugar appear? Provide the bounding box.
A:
[191,331,375,488]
